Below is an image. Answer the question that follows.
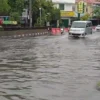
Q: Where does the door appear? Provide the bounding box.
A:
[86,23,92,34]
[88,22,92,34]
[61,19,69,28]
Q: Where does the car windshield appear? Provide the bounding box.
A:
[71,22,86,28]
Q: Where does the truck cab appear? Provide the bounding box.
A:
[68,21,92,37]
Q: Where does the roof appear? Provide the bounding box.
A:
[52,0,75,3]
[76,0,95,3]
[73,21,91,23]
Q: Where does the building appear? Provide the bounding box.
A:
[93,0,100,5]
[92,0,100,12]
[52,0,76,27]
[75,0,95,18]
[91,0,100,25]
[75,0,100,25]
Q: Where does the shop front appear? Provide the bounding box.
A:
[60,11,75,27]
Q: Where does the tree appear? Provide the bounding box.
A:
[0,0,10,15]
[51,8,60,21]
[8,0,24,14]
[15,0,25,15]
[32,0,60,27]
[7,0,61,26]
[10,12,20,22]
[93,6,100,18]
[8,0,24,22]
[80,13,90,20]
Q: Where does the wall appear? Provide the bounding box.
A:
[53,3,74,11]
[65,4,73,11]
[74,1,94,18]
[52,0,76,27]
[52,0,75,3]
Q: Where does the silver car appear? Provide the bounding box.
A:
[95,25,100,32]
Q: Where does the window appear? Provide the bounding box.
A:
[59,4,64,10]
[72,22,86,28]
[72,6,75,11]
[86,22,92,27]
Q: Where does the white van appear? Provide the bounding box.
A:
[68,21,92,37]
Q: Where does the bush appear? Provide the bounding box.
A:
[81,14,90,21]
[10,12,20,23]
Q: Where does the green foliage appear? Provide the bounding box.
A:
[93,6,100,18]
[10,12,20,22]
[8,0,25,22]
[80,14,90,20]
[32,0,61,26]
[0,0,10,15]
[15,0,24,14]
[51,8,60,20]
[34,18,43,27]
[8,0,24,14]
[1,0,61,26]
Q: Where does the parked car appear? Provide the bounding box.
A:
[95,25,100,32]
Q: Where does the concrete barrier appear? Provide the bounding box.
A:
[0,31,48,39]
[51,28,68,35]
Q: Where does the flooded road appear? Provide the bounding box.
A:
[0,32,100,100]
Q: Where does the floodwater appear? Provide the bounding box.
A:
[0,32,100,100]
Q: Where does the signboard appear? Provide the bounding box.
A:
[4,16,9,21]
[77,1,85,13]
[60,11,75,17]
[22,9,28,18]
[3,21,17,25]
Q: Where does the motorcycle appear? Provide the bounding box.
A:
[61,28,64,34]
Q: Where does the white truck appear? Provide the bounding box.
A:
[68,21,92,37]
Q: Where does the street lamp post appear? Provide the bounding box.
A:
[39,8,41,26]
[29,0,32,28]
[46,13,50,26]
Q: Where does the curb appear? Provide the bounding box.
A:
[0,32,48,39]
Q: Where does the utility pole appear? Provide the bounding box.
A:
[78,13,80,20]
[39,8,41,26]
[29,0,32,28]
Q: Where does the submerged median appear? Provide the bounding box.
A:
[0,27,48,38]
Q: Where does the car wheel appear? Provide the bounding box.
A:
[82,33,86,37]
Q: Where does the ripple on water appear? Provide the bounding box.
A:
[0,35,100,100]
